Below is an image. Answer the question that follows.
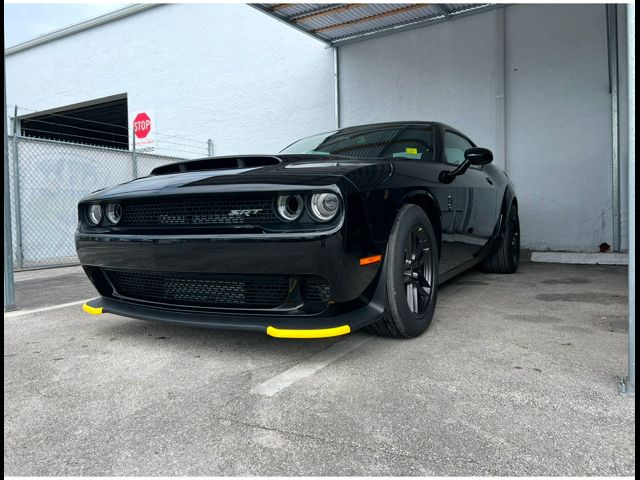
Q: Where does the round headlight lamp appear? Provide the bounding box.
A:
[309,193,340,222]
[106,203,122,224]
[276,194,304,222]
[87,204,103,225]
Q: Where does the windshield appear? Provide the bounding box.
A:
[280,125,435,161]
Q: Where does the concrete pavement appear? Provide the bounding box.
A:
[3,259,635,475]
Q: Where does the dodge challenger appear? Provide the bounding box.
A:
[77,122,519,338]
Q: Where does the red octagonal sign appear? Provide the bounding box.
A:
[133,112,152,139]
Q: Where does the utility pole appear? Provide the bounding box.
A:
[4,47,16,311]
[621,3,635,397]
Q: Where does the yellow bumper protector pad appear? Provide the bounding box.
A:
[82,303,103,315]
[266,325,351,339]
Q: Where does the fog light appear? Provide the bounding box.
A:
[309,193,339,222]
[105,203,122,224]
[87,204,102,225]
[276,194,303,222]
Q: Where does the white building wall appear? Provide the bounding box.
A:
[338,11,503,166]
[504,4,612,252]
[339,5,617,252]
[5,3,335,157]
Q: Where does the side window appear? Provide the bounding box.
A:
[444,131,473,166]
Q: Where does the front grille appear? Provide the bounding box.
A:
[301,278,331,304]
[105,270,290,309]
[120,195,277,227]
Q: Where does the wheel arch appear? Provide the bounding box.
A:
[496,182,518,241]
[500,182,518,219]
[399,190,442,258]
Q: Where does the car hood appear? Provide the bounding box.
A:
[82,155,394,201]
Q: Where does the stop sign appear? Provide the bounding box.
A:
[133,112,152,139]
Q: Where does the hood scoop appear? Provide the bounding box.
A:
[151,156,282,175]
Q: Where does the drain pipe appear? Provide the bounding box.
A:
[607,4,621,252]
[495,7,507,173]
[333,46,340,129]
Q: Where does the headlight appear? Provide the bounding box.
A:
[309,192,340,222]
[276,194,304,222]
[105,203,122,224]
[87,204,102,225]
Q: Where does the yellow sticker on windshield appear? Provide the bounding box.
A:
[405,148,418,155]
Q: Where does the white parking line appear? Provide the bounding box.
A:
[4,299,91,319]
[251,335,372,397]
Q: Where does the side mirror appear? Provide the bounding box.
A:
[464,147,493,166]
[438,147,494,184]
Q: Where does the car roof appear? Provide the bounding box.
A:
[337,121,448,131]
[282,121,475,151]
[333,121,467,138]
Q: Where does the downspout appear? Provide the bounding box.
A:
[607,4,621,251]
[495,8,507,173]
[333,45,340,129]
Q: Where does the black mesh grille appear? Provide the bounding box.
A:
[120,196,277,227]
[301,278,331,304]
[105,270,290,308]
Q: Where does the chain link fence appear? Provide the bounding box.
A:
[7,134,190,269]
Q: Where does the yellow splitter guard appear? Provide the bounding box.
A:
[81,297,362,339]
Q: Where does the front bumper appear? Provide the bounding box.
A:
[82,274,385,338]
[76,226,386,336]
[76,220,381,303]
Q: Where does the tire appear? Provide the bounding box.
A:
[367,204,439,338]
[482,204,520,273]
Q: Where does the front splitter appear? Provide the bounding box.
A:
[82,295,382,339]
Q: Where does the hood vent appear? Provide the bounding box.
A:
[151,156,282,175]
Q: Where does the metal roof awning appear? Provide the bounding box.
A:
[251,3,501,46]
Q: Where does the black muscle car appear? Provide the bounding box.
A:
[77,122,519,338]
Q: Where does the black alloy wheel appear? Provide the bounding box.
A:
[367,204,439,338]
[403,224,434,315]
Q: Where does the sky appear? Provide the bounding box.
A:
[4,3,128,47]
